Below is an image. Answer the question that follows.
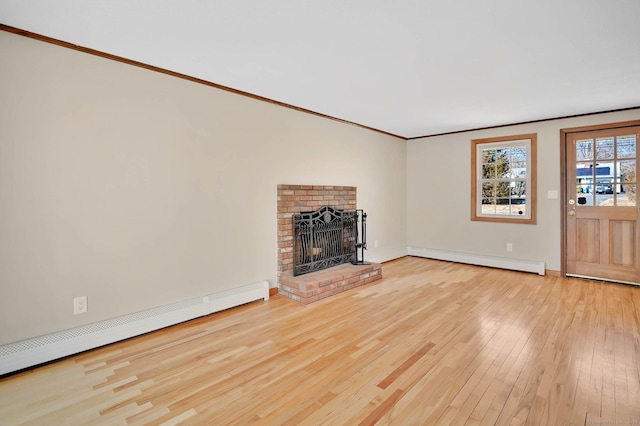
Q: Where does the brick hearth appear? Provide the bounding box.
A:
[277,184,382,303]
[278,262,382,304]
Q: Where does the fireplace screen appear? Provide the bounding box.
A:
[293,206,357,276]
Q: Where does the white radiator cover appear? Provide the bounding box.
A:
[0,281,269,376]
[408,247,545,275]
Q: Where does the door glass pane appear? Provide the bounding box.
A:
[596,192,615,206]
[596,137,615,160]
[576,162,594,194]
[620,159,636,184]
[577,177,591,194]
[576,139,594,161]
[618,184,636,206]
[595,178,614,194]
[617,135,636,159]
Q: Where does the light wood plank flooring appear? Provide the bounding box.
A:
[1,256,639,425]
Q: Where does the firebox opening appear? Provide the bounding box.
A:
[292,206,369,276]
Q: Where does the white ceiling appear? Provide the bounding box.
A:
[2,0,639,138]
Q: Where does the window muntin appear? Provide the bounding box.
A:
[471,134,537,224]
[575,134,636,207]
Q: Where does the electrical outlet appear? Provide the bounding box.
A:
[73,296,87,315]
[506,243,513,252]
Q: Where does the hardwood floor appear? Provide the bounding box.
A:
[1,256,639,425]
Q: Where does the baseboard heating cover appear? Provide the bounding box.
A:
[408,247,545,275]
[366,246,408,265]
[0,281,269,376]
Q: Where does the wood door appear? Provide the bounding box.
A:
[565,125,639,284]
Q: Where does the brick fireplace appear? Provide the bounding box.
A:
[277,184,382,303]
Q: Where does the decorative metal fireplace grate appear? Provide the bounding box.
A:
[293,206,358,276]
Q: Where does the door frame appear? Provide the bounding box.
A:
[560,119,640,278]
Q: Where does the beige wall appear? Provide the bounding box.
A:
[3,28,637,347]
[0,32,407,345]
[407,108,640,272]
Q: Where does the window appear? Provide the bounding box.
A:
[574,133,636,207]
[471,133,537,224]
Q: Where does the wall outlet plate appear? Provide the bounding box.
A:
[74,296,87,315]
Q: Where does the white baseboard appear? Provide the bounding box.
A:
[366,246,409,264]
[0,281,269,376]
[407,246,545,275]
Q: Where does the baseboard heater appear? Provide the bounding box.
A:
[0,281,269,376]
[407,247,545,275]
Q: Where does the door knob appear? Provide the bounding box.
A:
[568,211,575,216]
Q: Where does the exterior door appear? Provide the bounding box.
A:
[565,125,639,284]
